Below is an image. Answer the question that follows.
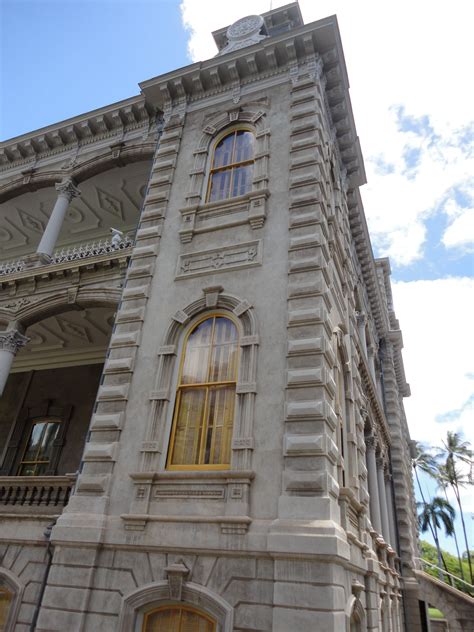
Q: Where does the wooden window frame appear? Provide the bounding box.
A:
[0,403,72,476]
[142,604,216,632]
[166,314,239,471]
[205,127,255,203]
[17,417,63,476]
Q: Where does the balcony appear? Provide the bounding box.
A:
[0,475,76,516]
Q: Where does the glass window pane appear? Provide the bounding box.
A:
[0,589,13,631]
[209,318,238,382]
[231,164,253,197]
[213,132,235,169]
[18,463,37,476]
[234,130,254,163]
[171,388,206,465]
[22,422,45,461]
[208,169,231,202]
[181,319,213,385]
[38,422,60,461]
[204,386,235,465]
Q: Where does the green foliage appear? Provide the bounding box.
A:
[421,541,473,595]
[428,607,445,620]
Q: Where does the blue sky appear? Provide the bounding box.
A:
[1,0,473,556]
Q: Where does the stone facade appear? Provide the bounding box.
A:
[0,4,457,631]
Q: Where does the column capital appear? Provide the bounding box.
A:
[0,329,29,354]
[55,178,81,201]
[366,435,377,451]
[356,311,367,327]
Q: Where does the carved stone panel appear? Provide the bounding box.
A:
[176,240,262,280]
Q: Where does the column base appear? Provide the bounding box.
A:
[23,252,52,268]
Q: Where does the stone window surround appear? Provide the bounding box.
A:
[178,106,270,244]
[0,568,23,632]
[125,287,258,533]
[118,581,233,632]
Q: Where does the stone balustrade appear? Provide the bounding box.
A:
[0,234,134,276]
[0,475,76,512]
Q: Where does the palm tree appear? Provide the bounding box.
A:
[437,465,466,582]
[437,431,473,584]
[412,442,437,504]
[418,497,456,580]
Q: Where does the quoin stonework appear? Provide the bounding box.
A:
[1,4,473,631]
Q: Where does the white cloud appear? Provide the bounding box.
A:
[392,277,474,511]
[180,0,474,266]
[442,208,474,251]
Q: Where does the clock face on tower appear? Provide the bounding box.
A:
[226,15,264,41]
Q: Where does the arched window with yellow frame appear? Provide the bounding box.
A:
[167,315,239,470]
[143,605,216,632]
[207,128,255,203]
[0,587,13,632]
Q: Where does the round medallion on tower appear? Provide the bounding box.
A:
[218,14,267,55]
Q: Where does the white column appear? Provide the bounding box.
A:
[367,345,377,383]
[377,457,391,544]
[385,476,398,552]
[356,312,367,357]
[0,330,29,395]
[366,436,382,534]
[37,178,81,258]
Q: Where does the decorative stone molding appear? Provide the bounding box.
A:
[176,240,262,279]
[164,560,190,600]
[217,15,267,56]
[126,289,258,528]
[0,329,29,354]
[117,581,234,632]
[178,105,270,243]
[55,177,81,201]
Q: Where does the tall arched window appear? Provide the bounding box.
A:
[143,606,216,632]
[0,587,13,632]
[207,129,255,202]
[167,315,239,469]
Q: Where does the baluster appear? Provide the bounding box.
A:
[53,486,61,506]
[29,486,38,505]
[20,485,28,505]
[37,486,45,505]
[45,486,54,506]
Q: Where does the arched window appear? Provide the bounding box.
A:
[167,315,239,469]
[143,605,216,632]
[0,588,13,632]
[207,129,255,202]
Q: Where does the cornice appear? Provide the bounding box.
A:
[0,96,156,174]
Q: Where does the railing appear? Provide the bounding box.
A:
[0,475,76,511]
[0,234,134,276]
[415,557,474,596]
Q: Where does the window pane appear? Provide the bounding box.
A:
[22,422,45,461]
[0,589,13,631]
[208,169,231,202]
[213,132,235,169]
[38,422,60,461]
[209,318,238,382]
[231,164,253,197]
[204,386,235,465]
[181,319,213,385]
[18,463,37,476]
[234,130,254,163]
[170,388,206,465]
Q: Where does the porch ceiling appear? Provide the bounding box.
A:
[0,161,150,261]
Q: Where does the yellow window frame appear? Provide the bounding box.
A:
[142,604,216,632]
[206,126,255,203]
[166,313,239,471]
[17,418,62,476]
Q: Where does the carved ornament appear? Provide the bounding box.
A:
[0,329,30,354]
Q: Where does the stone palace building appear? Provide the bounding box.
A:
[1,4,472,631]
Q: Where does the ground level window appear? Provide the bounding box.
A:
[143,605,216,632]
[0,588,13,632]
[18,418,61,476]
